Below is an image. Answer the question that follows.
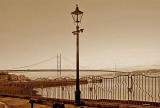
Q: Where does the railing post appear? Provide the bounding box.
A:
[29,100,34,108]
[53,103,58,108]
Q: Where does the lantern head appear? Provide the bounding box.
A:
[71,4,83,24]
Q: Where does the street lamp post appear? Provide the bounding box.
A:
[71,4,84,105]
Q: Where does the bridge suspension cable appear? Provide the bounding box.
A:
[62,55,91,69]
[9,56,57,70]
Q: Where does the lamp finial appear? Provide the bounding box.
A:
[76,4,78,7]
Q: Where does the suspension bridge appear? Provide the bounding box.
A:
[1,55,123,74]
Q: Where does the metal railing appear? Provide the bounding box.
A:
[0,75,160,106]
[36,75,160,106]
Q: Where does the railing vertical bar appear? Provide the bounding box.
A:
[148,76,150,102]
[100,79,101,99]
[134,75,135,101]
[100,78,101,99]
[103,78,105,100]
[74,85,76,100]
[93,77,95,100]
[56,87,57,99]
[69,86,71,100]
[116,77,117,100]
[98,80,100,99]
[112,78,115,100]
[125,76,127,100]
[81,84,83,99]
[132,76,134,101]
[158,77,160,102]
[109,79,110,100]
[118,77,119,100]
[106,79,108,100]
[107,79,109,99]
[96,77,97,100]
[107,78,108,100]
[108,79,109,100]
[93,79,95,100]
[89,79,92,99]
[89,79,91,100]
[71,85,74,100]
[90,81,91,100]
[101,78,103,99]
[61,87,62,99]
[109,78,110,100]
[111,78,112,100]
[87,78,89,99]
[49,88,51,98]
[152,77,153,103]
[136,75,138,104]
[59,86,61,99]
[87,80,89,99]
[128,75,129,104]
[113,78,114,101]
[130,76,132,101]
[71,86,72,100]
[84,78,86,99]
[115,78,117,100]
[67,86,68,100]
[61,86,63,99]
[82,84,84,99]
[59,86,60,99]
[155,77,156,105]
[60,86,61,99]
[104,78,105,100]
[52,88,54,98]
[80,85,82,100]
[136,75,138,103]
[139,75,140,102]
[97,77,98,99]
[50,88,52,98]
[92,78,93,100]
[116,77,117,101]
[84,78,85,99]
[145,76,146,102]
[112,78,114,101]
[99,77,100,99]
[120,76,121,101]
[105,78,107,100]
[66,87,67,99]
[123,76,124,100]
[85,78,86,99]
[110,79,111,100]
[142,75,143,102]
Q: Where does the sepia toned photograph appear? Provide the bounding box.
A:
[0,0,160,108]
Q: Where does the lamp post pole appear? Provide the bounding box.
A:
[75,24,80,105]
[71,5,84,105]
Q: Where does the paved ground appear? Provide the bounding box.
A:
[0,97,158,108]
[0,97,50,108]
[0,97,95,108]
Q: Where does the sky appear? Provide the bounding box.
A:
[0,0,160,71]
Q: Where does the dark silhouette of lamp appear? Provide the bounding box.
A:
[71,4,84,105]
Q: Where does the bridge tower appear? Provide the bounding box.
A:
[57,54,61,77]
